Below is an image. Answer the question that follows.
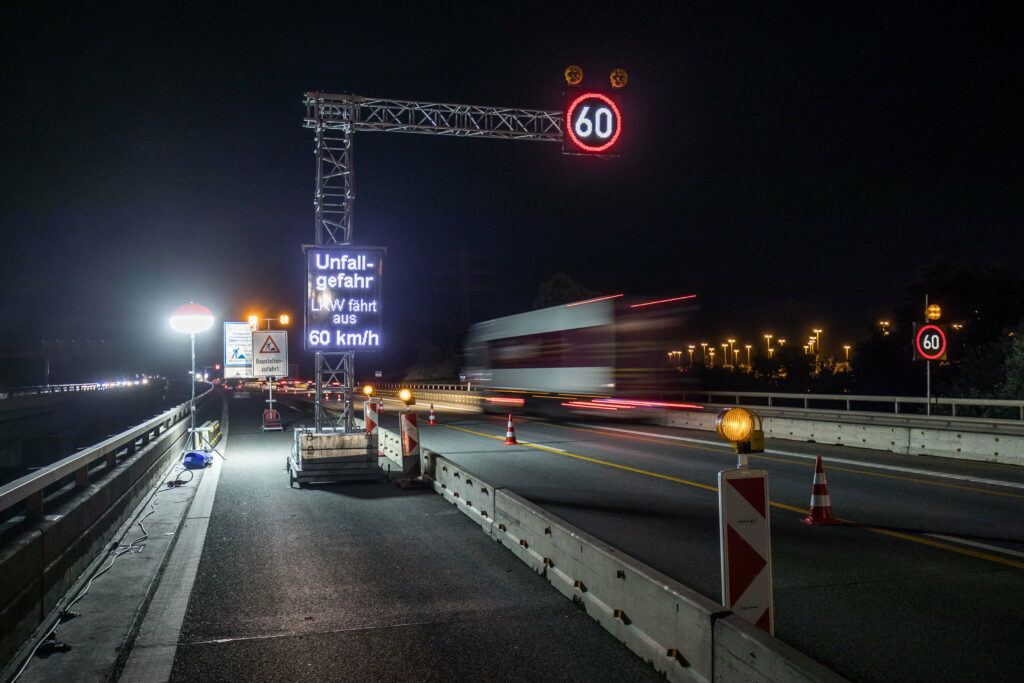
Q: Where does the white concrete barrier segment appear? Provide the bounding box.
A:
[713,613,846,682]
[492,487,720,681]
[664,413,1024,467]
[421,451,494,534]
[379,436,851,681]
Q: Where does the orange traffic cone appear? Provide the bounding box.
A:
[428,404,437,425]
[800,456,842,525]
[504,414,518,445]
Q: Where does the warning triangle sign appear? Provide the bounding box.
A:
[258,336,281,354]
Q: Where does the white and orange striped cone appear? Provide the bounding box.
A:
[800,456,842,525]
[428,404,437,426]
[504,414,518,445]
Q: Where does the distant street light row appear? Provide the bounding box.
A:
[669,328,855,369]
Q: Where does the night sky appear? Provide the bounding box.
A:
[2,3,1021,383]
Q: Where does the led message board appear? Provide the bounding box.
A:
[563,90,623,155]
[305,246,384,351]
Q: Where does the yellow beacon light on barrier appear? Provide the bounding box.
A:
[362,384,374,397]
[398,388,415,405]
[715,407,765,455]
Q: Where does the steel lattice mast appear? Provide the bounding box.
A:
[304,92,564,432]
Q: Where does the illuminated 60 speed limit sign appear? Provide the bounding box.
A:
[564,91,622,155]
[915,324,947,360]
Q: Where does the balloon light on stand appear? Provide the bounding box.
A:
[170,302,214,451]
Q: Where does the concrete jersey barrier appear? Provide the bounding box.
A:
[409,438,846,682]
[663,411,1024,467]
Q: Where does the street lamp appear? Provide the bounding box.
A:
[708,348,716,366]
[727,338,736,361]
[813,329,823,356]
[170,302,214,446]
[745,344,752,367]
[764,333,772,352]
[843,344,851,361]
[700,342,708,366]
[688,344,695,365]
[722,343,729,368]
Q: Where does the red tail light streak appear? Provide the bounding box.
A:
[593,398,704,410]
[486,397,526,405]
[629,294,697,308]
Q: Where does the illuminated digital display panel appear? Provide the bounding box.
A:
[563,90,623,156]
[304,246,385,351]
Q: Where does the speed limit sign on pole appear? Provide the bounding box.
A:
[914,323,947,361]
[563,90,623,156]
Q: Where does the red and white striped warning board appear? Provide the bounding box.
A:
[399,411,421,476]
[718,468,774,634]
[364,400,379,435]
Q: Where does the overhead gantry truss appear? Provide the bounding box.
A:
[303,92,564,431]
[305,93,563,141]
[303,92,564,246]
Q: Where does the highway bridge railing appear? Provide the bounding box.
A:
[365,384,1024,465]
[0,387,214,664]
[679,390,1024,422]
[369,383,1024,422]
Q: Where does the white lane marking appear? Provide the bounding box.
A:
[565,423,1024,492]
[925,534,1024,559]
[119,439,225,681]
[521,442,566,452]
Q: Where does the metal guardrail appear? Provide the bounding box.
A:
[0,381,154,402]
[0,383,103,401]
[381,384,1024,421]
[0,387,210,517]
[375,382,471,392]
[680,390,1024,421]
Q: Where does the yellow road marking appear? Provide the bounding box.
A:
[857,525,1024,570]
[445,425,717,491]
[446,423,1024,570]
[544,423,1024,500]
[752,453,1024,500]
[540,421,734,454]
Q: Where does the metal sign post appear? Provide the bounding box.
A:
[714,407,773,633]
[252,330,287,431]
[914,296,947,417]
[304,92,565,434]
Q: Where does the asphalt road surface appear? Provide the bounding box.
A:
[168,394,661,682]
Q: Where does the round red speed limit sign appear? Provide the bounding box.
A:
[564,91,623,154]
[915,324,947,360]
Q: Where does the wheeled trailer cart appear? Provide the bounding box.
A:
[288,427,381,486]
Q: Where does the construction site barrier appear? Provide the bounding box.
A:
[410,442,847,682]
